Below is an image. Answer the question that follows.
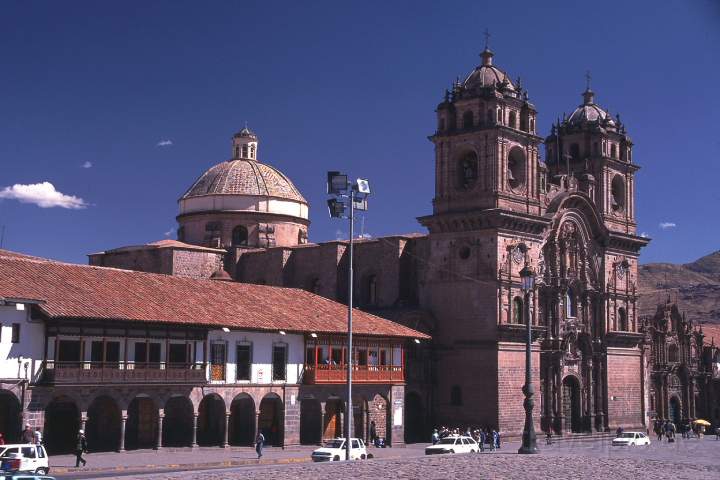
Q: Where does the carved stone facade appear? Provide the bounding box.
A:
[641,301,718,429]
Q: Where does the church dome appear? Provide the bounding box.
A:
[462,48,515,91]
[181,159,306,203]
[567,89,615,127]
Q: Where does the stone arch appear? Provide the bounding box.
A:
[299,397,322,445]
[0,389,21,444]
[163,395,194,447]
[454,148,479,191]
[404,391,425,444]
[369,394,390,445]
[86,395,122,452]
[232,225,249,246]
[561,375,582,433]
[229,393,256,446]
[197,393,226,446]
[43,395,80,454]
[669,395,682,425]
[126,395,158,450]
[259,393,284,447]
[507,146,526,190]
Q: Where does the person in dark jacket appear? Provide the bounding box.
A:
[75,429,88,467]
[369,421,378,446]
[255,431,265,459]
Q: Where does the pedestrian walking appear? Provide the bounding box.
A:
[21,424,33,444]
[33,427,42,445]
[75,429,88,467]
[496,431,501,449]
[255,431,265,459]
[546,431,552,445]
[478,429,485,452]
[369,421,378,447]
[715,427,720,440]
[431,429,439,445]
[489,430,497,452]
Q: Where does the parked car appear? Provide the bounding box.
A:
[0,445,50,475]
[612,431,651,446]
[311,438,372,462]
[425,435,479,455]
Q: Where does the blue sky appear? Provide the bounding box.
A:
[1,1,718,265]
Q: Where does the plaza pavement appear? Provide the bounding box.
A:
[55,435,720,479]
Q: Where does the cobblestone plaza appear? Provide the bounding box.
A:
[56,436,720,479]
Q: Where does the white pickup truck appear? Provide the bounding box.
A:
[311,438,373,462]
[0,444,50,475]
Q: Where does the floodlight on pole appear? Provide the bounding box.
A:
[326,170,371,462]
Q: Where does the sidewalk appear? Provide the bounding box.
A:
[49,444,419,475]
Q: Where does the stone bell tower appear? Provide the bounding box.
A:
[430,46,543,217]
[544,78,638,235]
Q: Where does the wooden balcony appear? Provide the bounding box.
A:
[302,364,404,384]
[42,361,207,385]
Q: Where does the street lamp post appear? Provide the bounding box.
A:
[518,263,539,454]
[327,172,370,461]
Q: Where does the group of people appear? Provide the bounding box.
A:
[0,424,43,446]
[651,419,717,442]
[431,426,501,451]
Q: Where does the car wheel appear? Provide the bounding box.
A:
[367,453,374,459]
[36,468,49,475]
[449,449,455,454]
[361,454,366,460]
[333,455,340,462]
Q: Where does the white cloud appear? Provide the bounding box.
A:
[640,232,649,238]
[659,222,677,230]
[335,229,345,240]
[82,161,93,169]
[163,228,175,237]
[0,182,88,209]
[157,139,173,147]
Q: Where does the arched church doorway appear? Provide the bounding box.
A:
[0,390,21,444]
[562,376,582,433]
[259,394,283,447]
[229,394,255,446]
[86,396,122,452]
[404,391,424,444]
[163,396,194,447]
[126,396,158,450]
[324,398,343,440]
[197,394,226,446]
[669,396,682,426]
[299,398,321,445]
[43,396,79,454]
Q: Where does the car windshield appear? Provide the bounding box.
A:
[437,438,457,445]
[324,440,344,449]
[619,433,635,438]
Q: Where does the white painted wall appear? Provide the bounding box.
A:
[180,195,308,219]
[206,330,304,384]
[0,304,45,382]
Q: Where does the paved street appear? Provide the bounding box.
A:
[57,436,720,479]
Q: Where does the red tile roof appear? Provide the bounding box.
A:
[0,251,428,339]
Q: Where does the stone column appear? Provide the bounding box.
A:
[119,413,127,452]
[192,412,198,448]
[319,402,326,444]
[587,360,596,432]
[80,413,88,432]
[255,411,261,442]
[361,403,368,443]
[338,411,344,438]
[156,412,164,450]
[223,411,230,448]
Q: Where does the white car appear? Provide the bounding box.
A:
[311,438,372,462]
[612,431,651,446]
[425,435,480,455]
[0,444,50,475]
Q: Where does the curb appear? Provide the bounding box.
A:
[51,455,310,475]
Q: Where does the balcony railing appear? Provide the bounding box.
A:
[303,364,404,384]
[42,361,207,385]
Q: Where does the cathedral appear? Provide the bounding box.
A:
[91,45,720,439]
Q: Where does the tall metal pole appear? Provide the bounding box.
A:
[346,192,354,461]
[518,289,539,454]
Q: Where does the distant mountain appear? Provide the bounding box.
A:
[638,250,720,324]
